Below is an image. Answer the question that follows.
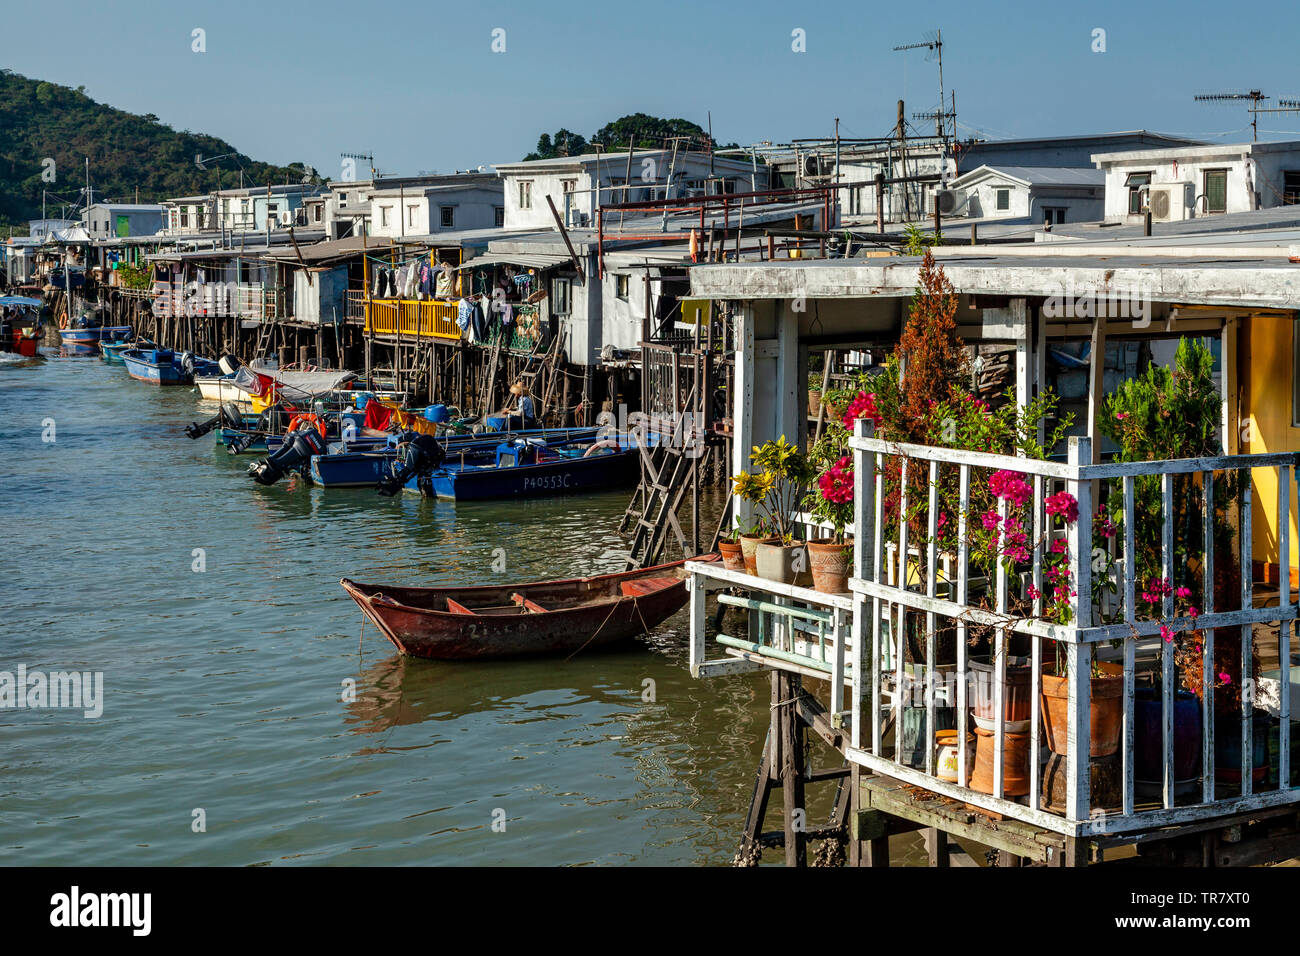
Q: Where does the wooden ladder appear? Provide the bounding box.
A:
[623,441,694,570]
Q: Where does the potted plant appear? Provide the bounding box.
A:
[808,379,823,419]
[804,454,855,593]
[1101,338,1257,784]
[732,436,814,585]
[717,528,745,572]
[1040,652,1124,757]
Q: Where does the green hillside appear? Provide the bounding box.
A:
[0,70,320,229]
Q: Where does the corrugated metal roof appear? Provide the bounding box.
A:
[457,251,572,270]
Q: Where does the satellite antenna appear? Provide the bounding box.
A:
[1193,90,1271,142]
[894,29,948,141]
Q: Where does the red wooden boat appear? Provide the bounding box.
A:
[339,555,719,660]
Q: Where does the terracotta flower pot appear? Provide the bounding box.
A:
[718,539,745,572]
[969,662,1033,732]
[738,533,765,574]
[969,727,1030,796]
[755,538,809,586]
[1040,663,1123,757]
[807,389,822,418]
[806,537,852,594]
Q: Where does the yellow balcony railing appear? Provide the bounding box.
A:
[363,298,461,341]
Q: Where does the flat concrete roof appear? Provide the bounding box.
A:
[688,252,1300,309]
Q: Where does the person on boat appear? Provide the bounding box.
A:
[499,382,539,430]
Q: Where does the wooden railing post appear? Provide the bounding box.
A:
[1066,437,1093,825]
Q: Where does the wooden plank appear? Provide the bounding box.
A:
[1067,437,1093,824]
[1203,472,1217,803]
[1281,465,1293,788]
[957,464,971,791]
[1123,475,1137,816]
[1241,473,1254,796]
[925,459,939,778]
[1162,472,1175,810]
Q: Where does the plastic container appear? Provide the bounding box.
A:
[485,416,507,431]
[354,392,373,410]
[424,404,449,423]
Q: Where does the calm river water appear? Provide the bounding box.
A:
[0,351,819,866]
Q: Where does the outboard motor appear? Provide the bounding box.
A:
[184,402,245,440]
[180,351,196,375]
[247,423,329,486]
[377,432,446,497]
[218,353,241,376]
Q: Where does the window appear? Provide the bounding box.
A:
[407,204,418,227]
[379,205,390,227]
[615,274,629,300]
[1126,171,1152,214]
[1203,168,1228,214]
[179,208,189,227]
[196,210,205,230]
[1042,207,1066,225]
[494,206,505,227]
[551,276,571,315]
[561,179,577,194]
[313,204,322,223]
[1285,171,1300,205]
[338,192,348,208]
[518,180,533,210]
[995,188,1010,211]
[439,205,455,229]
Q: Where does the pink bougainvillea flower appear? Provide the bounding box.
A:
[1027,584,1042,600]
[841,392,883,431]
[1219,672,1232,686]
[1115,412,1129,420]
[981,511,1000,531]
[988,469,1031,507]
[1045,491,1079,524]
[1175,586,1191,599]
[817,455,854,504]
[1188,606,1199,619]
[1160,625,1174,643]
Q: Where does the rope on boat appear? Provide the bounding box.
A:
[564,596,641,662]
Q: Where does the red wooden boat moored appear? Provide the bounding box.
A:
[340,555,719,660]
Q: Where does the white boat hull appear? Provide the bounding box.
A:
[195,376,252,406]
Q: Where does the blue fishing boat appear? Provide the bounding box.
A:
[311,427,600,488]
[122,348,219,386]
[100,340,132,364]
[404,434,642,501]
[58,321,131,350]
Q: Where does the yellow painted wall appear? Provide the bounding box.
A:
[1242,313,1300,579]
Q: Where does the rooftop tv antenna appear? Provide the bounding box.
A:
[1193,90,1271,142]
[341,151,375,180]
[894,29,947,140]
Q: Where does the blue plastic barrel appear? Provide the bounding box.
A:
[424,404,449,423]
[485,416,506,431]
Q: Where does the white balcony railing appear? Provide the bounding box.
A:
[685,421,1300,840]
[846,420,1300,836]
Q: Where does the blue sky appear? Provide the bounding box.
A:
[9,0,1300,178]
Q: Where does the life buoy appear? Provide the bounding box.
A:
[57,310,68,329]
[286,413,326,437]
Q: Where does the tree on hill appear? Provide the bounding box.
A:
[521,113,738,161]
[0,70,322,227]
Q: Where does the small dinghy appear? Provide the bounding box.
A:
[340,555,719,660]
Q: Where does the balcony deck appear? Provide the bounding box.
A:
[687,422,1300,865]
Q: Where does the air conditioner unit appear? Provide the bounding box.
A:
[802,154,830,178]
[1147,183,1189,222]
[277,209,294,227]
[934,188,966,216]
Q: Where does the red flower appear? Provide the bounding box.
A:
[818,456,854,503]
[841,391,883,431]
[1045,491,1079,524]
